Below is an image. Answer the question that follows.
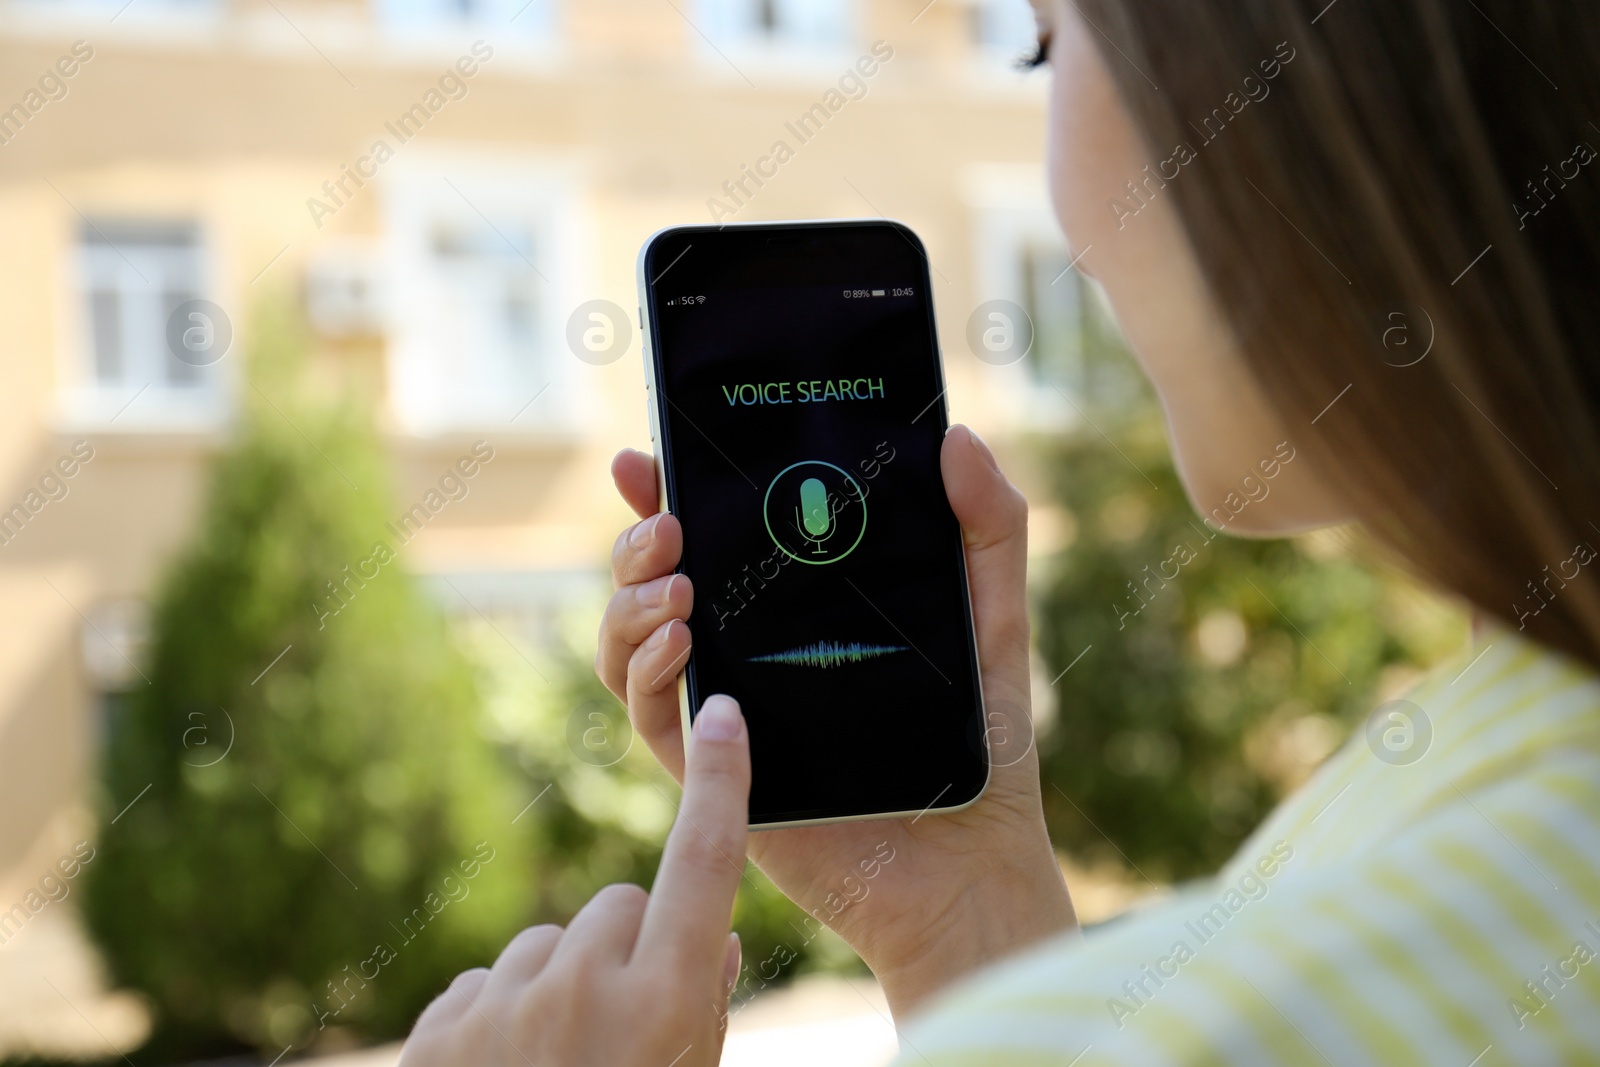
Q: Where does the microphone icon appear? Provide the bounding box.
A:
[761,460,866,566]
[793,477,838,556]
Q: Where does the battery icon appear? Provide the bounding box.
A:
[871,289,885,296]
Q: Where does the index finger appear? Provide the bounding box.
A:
[633,695,750,973]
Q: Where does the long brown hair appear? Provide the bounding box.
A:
[1079,0,1600,669]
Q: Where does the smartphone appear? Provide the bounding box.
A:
[636,219,988,829]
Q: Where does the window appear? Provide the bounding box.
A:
[67,220,227,428]
[427,220,542,400]
[12,0,224,31]
[691,0,853,55]
[984,232,1136,423]
[384,160,584,433]
[1015,239,1088,395]
[966,163,1135,426]
[1013,243,1134,409]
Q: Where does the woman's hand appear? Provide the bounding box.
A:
[399,696,751,1067]
[596,425,1077,1019]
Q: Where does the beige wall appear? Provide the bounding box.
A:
[0,0,1057,876]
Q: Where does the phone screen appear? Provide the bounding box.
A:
[642,222,987,826]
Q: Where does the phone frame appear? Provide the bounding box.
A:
[635,218,990,831]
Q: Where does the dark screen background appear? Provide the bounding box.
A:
[644,222,987,825]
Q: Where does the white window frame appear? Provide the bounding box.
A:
[382,153,589,436]
[59,219,232,432]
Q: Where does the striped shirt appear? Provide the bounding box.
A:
[893,629,1600,1066]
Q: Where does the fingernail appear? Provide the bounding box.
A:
[649,618,678,649]
[696,694,743,741]
[967,426,1001,473]
[629,512,663,548]
[723,932,742,993]
[643,573,679,607]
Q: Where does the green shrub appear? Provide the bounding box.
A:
[81,302,533,1061]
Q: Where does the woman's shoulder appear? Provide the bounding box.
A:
[1223,627,1600,878]
[894,632,1600,1066]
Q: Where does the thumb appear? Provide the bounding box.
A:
[941,425,1030,683]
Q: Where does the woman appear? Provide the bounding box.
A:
[399,0,1600,1062]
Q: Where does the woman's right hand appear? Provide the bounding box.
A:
[595,425,1077,1020]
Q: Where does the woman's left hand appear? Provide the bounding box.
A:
[398,695,750,1067]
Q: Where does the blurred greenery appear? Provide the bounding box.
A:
[71,298,848,1067]
[80,299,537,1061]
[1030,288,1465,882]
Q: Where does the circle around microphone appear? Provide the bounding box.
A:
[762,460,868,565]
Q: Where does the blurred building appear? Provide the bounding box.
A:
[0,0,1090,928]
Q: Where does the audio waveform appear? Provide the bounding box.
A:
[747,641,910,669]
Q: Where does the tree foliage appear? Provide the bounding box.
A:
[81,302,533,1060]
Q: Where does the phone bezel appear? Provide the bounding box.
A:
[634,218,990,831]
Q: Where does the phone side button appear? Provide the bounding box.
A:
[645,386,656,441]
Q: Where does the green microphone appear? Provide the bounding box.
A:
[799,477,831,549]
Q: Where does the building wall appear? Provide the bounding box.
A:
[0,0,1070,882]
